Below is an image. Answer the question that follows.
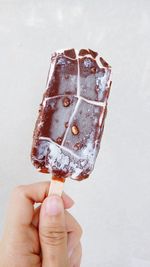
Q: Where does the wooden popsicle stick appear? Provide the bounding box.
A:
[49,176,65,196]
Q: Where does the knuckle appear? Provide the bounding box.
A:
[13,185,26,196]
[76,224,83,238]
[12,185,27,200]
[41,225,67,246]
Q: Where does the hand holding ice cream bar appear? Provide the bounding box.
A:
[31,48,112,193]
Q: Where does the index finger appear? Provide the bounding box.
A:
[7,181,74,226]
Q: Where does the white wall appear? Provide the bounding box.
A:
[0,1,150,266]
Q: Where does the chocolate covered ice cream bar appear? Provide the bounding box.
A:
[31,48,112,181]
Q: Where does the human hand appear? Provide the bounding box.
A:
[0,181,82,267]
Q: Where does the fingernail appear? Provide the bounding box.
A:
[67,196,75,206]
[63,192,75,206]
[45,195,62,216]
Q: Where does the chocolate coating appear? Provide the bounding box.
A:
[31,48,112,180]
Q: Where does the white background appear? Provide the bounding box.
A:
[0,1,150,266]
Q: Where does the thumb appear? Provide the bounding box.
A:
[39,195,68,267]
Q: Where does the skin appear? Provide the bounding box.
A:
[0,181,82,267]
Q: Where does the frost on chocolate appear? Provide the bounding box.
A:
[31,48,112,181]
